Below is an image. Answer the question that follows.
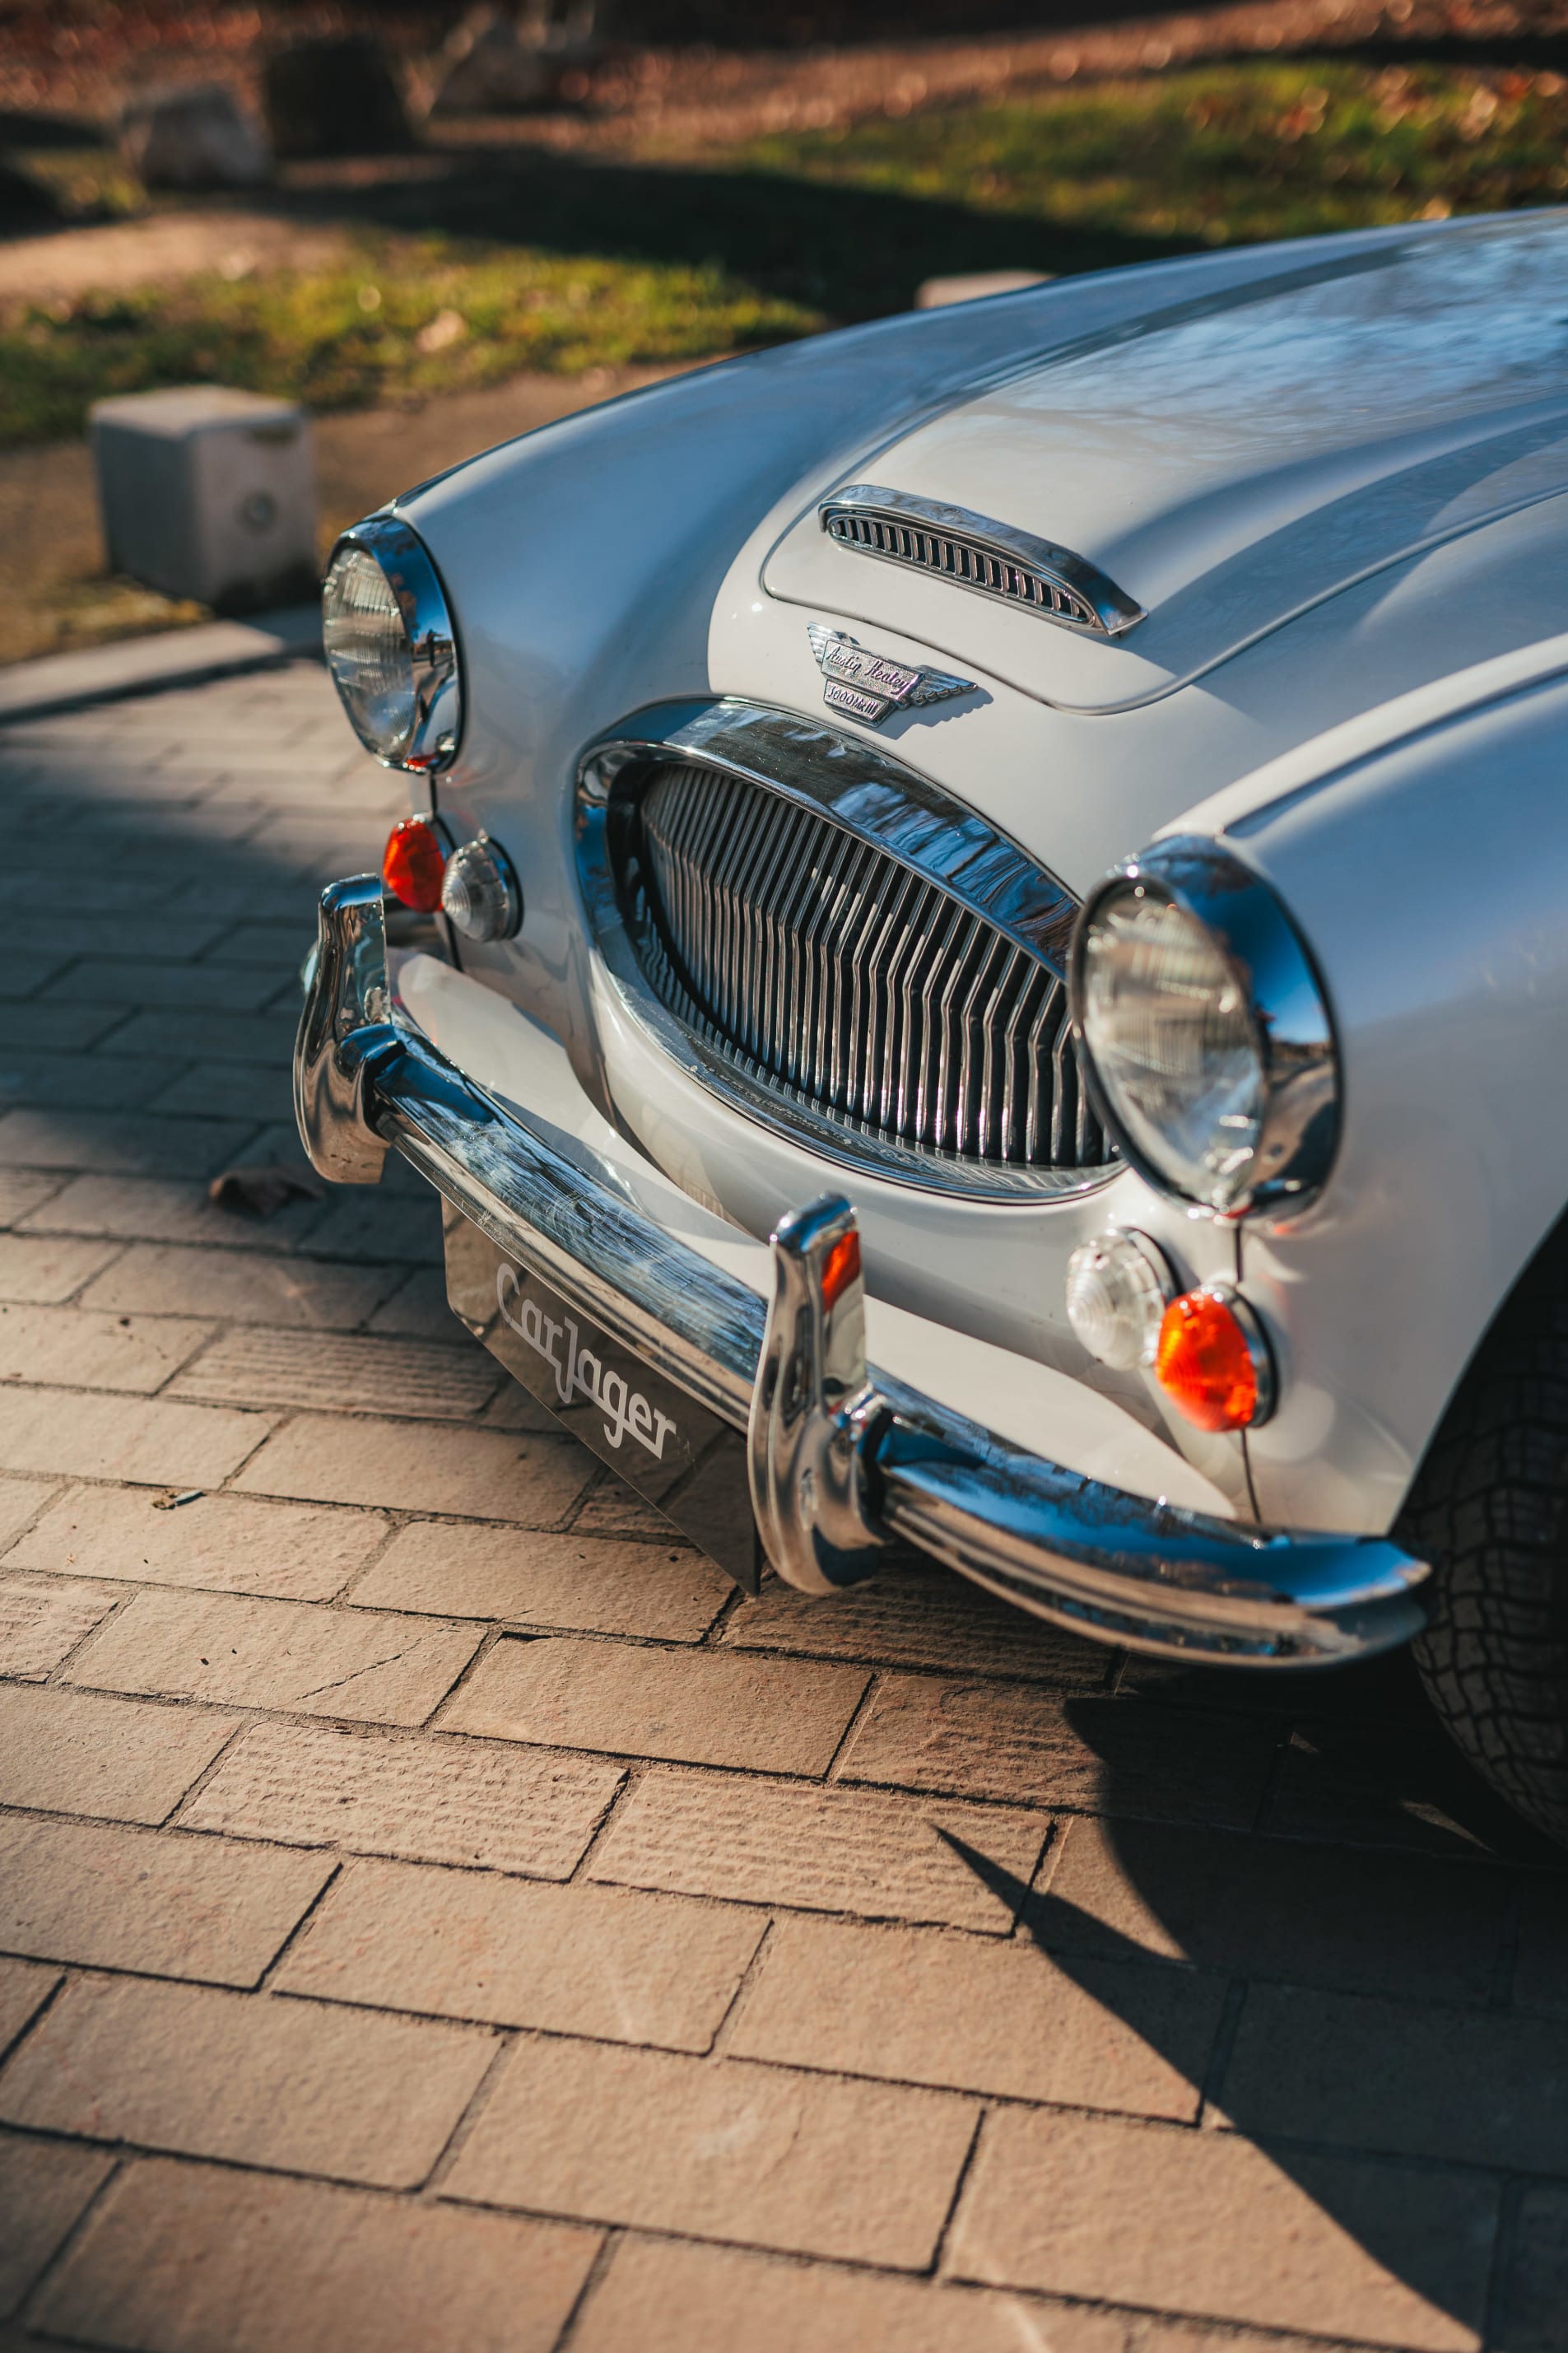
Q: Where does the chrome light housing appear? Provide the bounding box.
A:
[322,515,461,771]
[1070,837,1339,1218]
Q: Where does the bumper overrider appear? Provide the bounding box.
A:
[295,875,1429,1666]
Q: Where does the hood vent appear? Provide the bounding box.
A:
[819,484,1145,640]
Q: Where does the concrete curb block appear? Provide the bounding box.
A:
[0,604,323,728]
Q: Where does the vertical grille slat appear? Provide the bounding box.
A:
[628,761,1111,1179]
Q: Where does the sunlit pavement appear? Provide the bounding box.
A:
[0,659,1564,2353]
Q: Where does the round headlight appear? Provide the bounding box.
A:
[322,516,461,772]
[1071,839,1338,1217]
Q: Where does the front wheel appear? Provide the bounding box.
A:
[1404,1231,1568,1846]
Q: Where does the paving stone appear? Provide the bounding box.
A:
[0,1049,183,1112]
[299,1195,444,1265]
[183,1719,621,1875]
[46,961,279,1013]
[1266,1722,1505,1860]
[100,1012,297,1065]
[19,1173,319,1251]
[351,1523,730,1642]
[1500,2183,1568,2353]
[477,1379,563,1433]
[949,2108,1495,2351]
[0,1959,59,2057]
[0,1175,64,1229]
[0,1977,495,2187]
[367,1267,458,1340]
[732,1913,1223,2119]
[0,1234,122,1303]
[0,1572,119,1679]
[571,2236,1110,2353]
[149,1064,295,1121]
[0,2131,114,2321]
[81,1243,396,1330]
[841,1680,1276,1827]
[0,1684,239,1824]
[1217,1983,1568,2172]
[0,1304,212,1393]
[278,1858,765,2050]
[0,1004,123,1051]
[444,2034,976,2267]
[0,1386,267,1487]
[33,2159,600,2353]
[1038,1817,1512,2004]
[1513,1876,1568,2015]
[0,1814,333,1984]
[10,1484,387,1601]
[234,1414,593,1522]
[171,1329,500,1419]
[7,916,227,964]
[571,1474,678,1540]
[0,1478,58,1549]
[66,1589,482,1726]
[724,1564,1109,1684]
[444,1636,868,1775]
[205,920,325,966]
[0,1109,250,1179]
[589,1770,1050,1933]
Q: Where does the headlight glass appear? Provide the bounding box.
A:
[321,518,461,772]
[1080,887,1263,1209]
[1072,841,1339,1218]
[323,545,415,761]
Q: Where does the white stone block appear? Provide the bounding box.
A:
[91,385,317,614]
[914,270,1053,310]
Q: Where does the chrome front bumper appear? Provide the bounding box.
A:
[295,876,1429,1666]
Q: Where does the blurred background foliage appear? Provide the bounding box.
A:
[7,50,1568,445]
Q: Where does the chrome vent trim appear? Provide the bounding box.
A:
[576,701,1116,1204]
[818,483,1144,640]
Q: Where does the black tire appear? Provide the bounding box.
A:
[1404,1223,1568,1845]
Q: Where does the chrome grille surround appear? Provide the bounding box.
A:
[576,701,1117,1202]
[818,484,1145,640]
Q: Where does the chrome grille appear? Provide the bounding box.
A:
[616,760,1110,1176]
[824,508,1099,630]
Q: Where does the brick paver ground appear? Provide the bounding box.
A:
[0,660,1565,2351]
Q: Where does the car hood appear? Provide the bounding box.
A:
[762,212,1568,713]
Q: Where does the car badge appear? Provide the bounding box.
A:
[807,624,975,726]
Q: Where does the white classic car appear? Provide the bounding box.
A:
[297,208,1568,1845]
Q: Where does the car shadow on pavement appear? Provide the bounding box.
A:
[940,1647,1568,2345]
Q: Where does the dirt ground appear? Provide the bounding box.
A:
[0,361,697,664]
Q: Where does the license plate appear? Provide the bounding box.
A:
[444,1211,758,1588]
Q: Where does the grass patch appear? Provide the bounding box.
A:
[747,59,1568,246]
[4,58,1568,445]
[0,245,817,443]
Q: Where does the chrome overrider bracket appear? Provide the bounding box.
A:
[748,1198,894,1596]
[295,874,1432,1667]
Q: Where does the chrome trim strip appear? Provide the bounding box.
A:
[294,874,1430,1667]
[1072,836,1341,1220]
[576,699,1114,1204]
[818,484,1146,640]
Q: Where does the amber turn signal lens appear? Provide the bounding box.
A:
[1155,1288,1270,1432]
[382,816,448,913]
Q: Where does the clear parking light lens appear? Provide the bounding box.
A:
[442,835,523,943]
[1065,1231,1175,1370]
[321,518,461,772]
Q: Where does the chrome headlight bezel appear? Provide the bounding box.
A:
[1069,836,1340,1218]
[322,515,462,773]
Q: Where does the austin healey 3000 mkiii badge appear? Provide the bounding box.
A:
[807,624,975,725]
